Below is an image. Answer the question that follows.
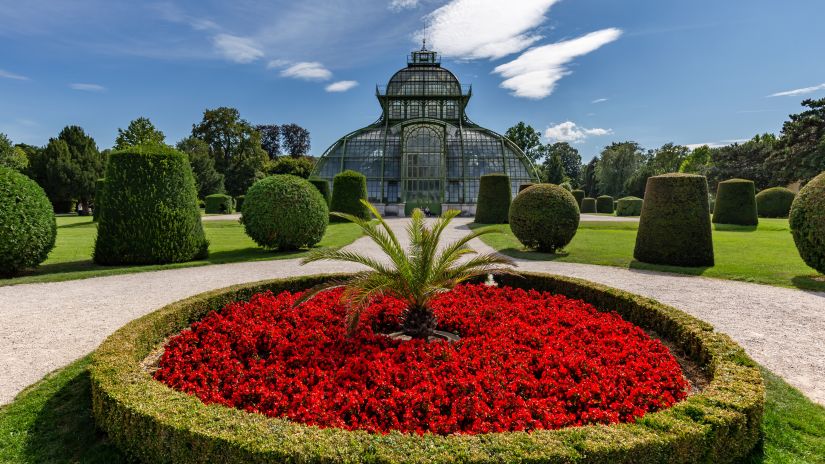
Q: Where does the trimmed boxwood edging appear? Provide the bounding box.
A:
[616,196,643,217]
[90,273,763,464]
[205,194,234,214]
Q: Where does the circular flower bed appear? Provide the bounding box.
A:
[154,284,688,435]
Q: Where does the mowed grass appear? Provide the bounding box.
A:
[0,357,822,463]
[473,218,825,292]
[1,216,362,286]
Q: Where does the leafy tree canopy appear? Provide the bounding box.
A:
[177,137,225,198]
[505,122,542,163]
[281,123,311,158]
[707,134,776,191]
[256,124,281,159]
[42,126,104,211]
[595,141,644,197]
[0,133,28,171]
[769,98,825,185]
[114,117,166,150]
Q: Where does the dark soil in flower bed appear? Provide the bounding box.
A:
[154,284,689,435]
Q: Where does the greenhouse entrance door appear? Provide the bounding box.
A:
[403,124,444,216]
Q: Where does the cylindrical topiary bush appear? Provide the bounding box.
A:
[789,171,825,274]
[0,167,57,276]
[616,196,643,216]
[93,144,208,265]
[242,175,328,251]
[634,173,714,267]
[330,170,369,222]
[756,187,795,218]
[517,182,534,193]
[308,177,331,205]
[93,178,105,222]
[596,195,614,214]
[234,195,245,212]
[581,197,597,213]
[712,178,758,225]
[475,173,511,224]
[509,184,579,252]
[205,194,234,214]
[571,189,585,208]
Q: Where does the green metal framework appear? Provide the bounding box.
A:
[313,46,540,213]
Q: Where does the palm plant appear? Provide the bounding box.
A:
[298,201,516,340]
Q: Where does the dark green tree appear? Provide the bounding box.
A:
[679,145,713,174]
[42,126,104,214]
[505,122,542,163]
[649,143,689,174]
[281,123,311,158]
[543,142,581,185]
[177,137,225,198]
[542,151,565,184]
[0,133,28,171]
[707,134,776,190]
[768,98,825,186]
[582,157,599,196]
[114,117,166,149]
[595,142,644,197]
[256,124,281,159]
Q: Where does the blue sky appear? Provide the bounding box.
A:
[1,0,825,162]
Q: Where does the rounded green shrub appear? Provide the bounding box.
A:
[634,173,714,267]
[93,144,208,265]
[790,171,825,274]
[559,181,573,192]
[204,194,234,214]
[581,197,597,213]
[616,196,643,216]
[330,170,368,221]
[712,178,758,225]
[242,175,328,251]
[756,187,795,218]
[596,195,614,214]
[517,182,534,193]
[0,167,57,276]
[475,173,511,223]
[509,184,579,252]
[234,195,245,212]
[93,178,105,222]
[308,177,331,205]
[571,189,585,208]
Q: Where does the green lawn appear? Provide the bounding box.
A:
[0,356,822,463]
[473,219,825,292]
[1,216,362,286]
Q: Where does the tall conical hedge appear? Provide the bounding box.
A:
[634,173,714,267]
[309,177,331,205]
[474,173,511,224]
[330,170,369,221]
[712,178,758,226]
[790,172,825,274]
[94,144,208,264]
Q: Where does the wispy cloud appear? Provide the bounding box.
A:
[0,69,29,80]
[69,83,106,92]
[493,28,622,99]
[390,0,419,11]
[150,2,218,31]
[325,80,359,92]
[281,62,332,81]
[768,82,825,97]
[592,98,608,104]
[545,121,611,143]
[419,0,561,60]
[685,139,749,150]
[213,34,264,63]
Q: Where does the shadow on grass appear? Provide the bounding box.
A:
[791,275,825,294]
[57,221,96,229]
[627,259,711,277]
[713,223,759,232]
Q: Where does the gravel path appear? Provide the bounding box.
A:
[1,218,823,406]
[201,213,241,222]
[580,213,639,222]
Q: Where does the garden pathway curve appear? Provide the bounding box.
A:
[1,218,823,406]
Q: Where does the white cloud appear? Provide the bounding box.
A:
[151,3,218,31]
[685,139,749,150]
[592,98,608,104]
[494,28,622,99]
[0,69,29,80]
[280,62,332,81]
[325,80,359,92]
[544,121,612,143]
[69,83,106,92]
[212,34,264,63]
[266,59,291,69]
[419,0,560,60]
[768,82,825,97]
[390,0,419,10]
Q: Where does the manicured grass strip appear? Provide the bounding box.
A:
[1,217,362,286]
[472,219,825,292]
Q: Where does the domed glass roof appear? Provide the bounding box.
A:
[386,67,462,97]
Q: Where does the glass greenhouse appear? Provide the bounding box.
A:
[313,46,540,216]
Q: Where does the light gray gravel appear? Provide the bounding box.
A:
[579,213,639,222]
[1,218,823,407]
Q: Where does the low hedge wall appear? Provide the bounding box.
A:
[205,194,234,214]
[91,273,763,464]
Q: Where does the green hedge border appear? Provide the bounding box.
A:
[91,273,763,464]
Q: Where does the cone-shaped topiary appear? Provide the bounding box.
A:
[474,173,511,224]
[330,170,369,222]
[581,197,597,213]
[616,196,643,216]
[242,175,329,251]
[571,189,585,208]
[94,144,208,265]
[712,178,758,225]
[509,184,580,252]
[756,187,795,218]
[789,172,825,274]
[596,195,614,214]
[634,173,713,267]
[309,177,331,205]
[0,167,57,276]
[204,193,234,214]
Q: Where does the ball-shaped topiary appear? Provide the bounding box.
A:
[475,173,512,223]
[596,195,614,214]
[330,170,369,222]
[712,179,758,225]
[756,187,795,218]
[571,189,585,208]
[94,145,208,265]
[616,196,643,216]
[242,175,329,251]
[509,184,580,252]
[309,177,331,205]
[0,167,57,276]
[634,173,714,267]
[581,197,597,213]
[204,194,234,214]
[789,172,825,274]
